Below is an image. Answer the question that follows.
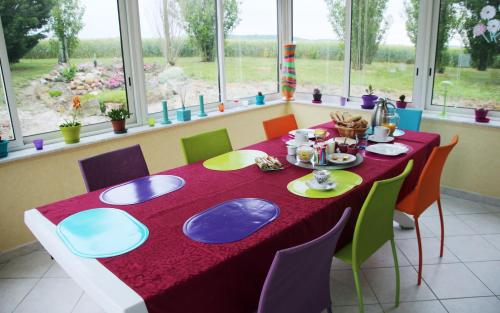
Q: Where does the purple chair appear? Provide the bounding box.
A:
[257,207,352,313]
[78,144,149,192]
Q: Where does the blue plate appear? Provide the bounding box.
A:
[57,208,149,258]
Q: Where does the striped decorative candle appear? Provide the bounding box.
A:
[281,44,296,101]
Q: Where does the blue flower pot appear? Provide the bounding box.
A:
[0,140,9,158]
[176,109,191,122]
[256,95,265,105]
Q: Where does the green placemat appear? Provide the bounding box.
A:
[287,170,363,198]
[203,150,267,171]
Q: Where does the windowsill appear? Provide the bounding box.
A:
[0,101,283,165]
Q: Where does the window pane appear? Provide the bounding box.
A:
[139,0,220,114]
[224,0,278,100]
[294,0,345,95]
[431,0,499,111]
[1,0,128,137]
[0,64,14,140]
[350,0,417,102]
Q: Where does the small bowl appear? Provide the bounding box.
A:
[347,145,359,156]
[334,125,368,139]
[338,143,349,153]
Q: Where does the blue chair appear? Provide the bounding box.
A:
[396,108,423,131]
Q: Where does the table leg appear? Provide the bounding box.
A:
[394,211,414,229]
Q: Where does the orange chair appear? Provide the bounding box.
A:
[262,114,298,140]
[396,135,458,285]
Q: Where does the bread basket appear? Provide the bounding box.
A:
[334,124,368,139]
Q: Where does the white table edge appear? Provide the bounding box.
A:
[24,209,148,313]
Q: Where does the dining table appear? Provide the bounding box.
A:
[25,121,440,313]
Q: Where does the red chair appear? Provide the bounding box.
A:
[396,136,458,285]
[262,114,298,140]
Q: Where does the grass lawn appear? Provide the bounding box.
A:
[8,56,500,105]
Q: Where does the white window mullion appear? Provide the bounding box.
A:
[216,0,226,103]
[343,0,352,99]
[278,0,293,96]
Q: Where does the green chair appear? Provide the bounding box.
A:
[335,160,413,313]
[181,128,233,164]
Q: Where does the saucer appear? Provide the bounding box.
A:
[305,179,336,191]
[368,135,394,143]
[286,139,314,147]
[328,153,356,164]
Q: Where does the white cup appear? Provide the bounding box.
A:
[374,126,390,139]
[294,130,309,145]
[287,145,297,156]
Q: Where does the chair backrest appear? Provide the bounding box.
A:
[78,144,149,192]
[396,108,423,131]
[262,114,298,140]
[352,160,413,267]
[257,207,351,313]
[180,128,233,164]
[411,135,459,217]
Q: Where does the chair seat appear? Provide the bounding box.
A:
[396,190,418,216]
[335,242,353,264]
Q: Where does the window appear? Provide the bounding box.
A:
[0,61,14,140]
[349,0,418,102]
[3,0,129,137]
[138,0,220,114]
[224,0,278,100]
[293,0,345,96]
[430,0,499,111]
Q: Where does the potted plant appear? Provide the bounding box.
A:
[0,134,8,158]
[475,105,490,123]
[312,88,322,103]
[361,85,378,109]
[396,95,407,109]
[59,96,82,144]
[106,106,132,134]
[256,91,265,105]
[176,84,191,121]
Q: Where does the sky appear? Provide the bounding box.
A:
[75,0,462,47]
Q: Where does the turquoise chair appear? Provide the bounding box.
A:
[396,108,423,131]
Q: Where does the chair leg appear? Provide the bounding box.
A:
[327,306,333,313]
[415,218,423,286]
[437,198,445,258]
[390,239,400,306]
[352,266,364,313]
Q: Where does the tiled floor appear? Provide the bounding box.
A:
[1,195,499,313]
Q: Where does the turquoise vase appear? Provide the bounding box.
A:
[0,140,8,158]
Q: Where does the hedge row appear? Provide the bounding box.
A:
[24,38,476,67]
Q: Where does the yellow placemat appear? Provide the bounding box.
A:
[287,170,363,198]
[203,150,267,171]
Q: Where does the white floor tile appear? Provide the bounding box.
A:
[361,242,410,269]
[393,222,434,240]
[480,203,500,214]
[465,261,500,295]
[0,251,53,279]
[72,293,105,313]
[440,197,489,215]
[381,300,448,313]
[420,202,452,218]
[483,234,500,251]
[420,215,476,237]
[14,278,82,313]
[422,263,493,299]
[397,237,460,265]
[330,304,383,313]
[445,235,500,262]
[363,266,435,303]
[0,279,38,313]
[331,269,378,306]
[456,213,500,235]
[441,296,500,313]
[44,263,69,278]
[332,257,353,270]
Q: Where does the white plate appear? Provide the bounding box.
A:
[393,129,406,137]
[305,179,337,191]
[366,143,409,156]
[286,139,314,147]
[289,129,316,139]
[368,135,394,143]
[327,153,357,164]
[334,137,357,146]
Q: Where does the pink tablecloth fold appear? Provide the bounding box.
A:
[37,122,440,313]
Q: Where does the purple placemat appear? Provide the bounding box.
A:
[100,175,185,205]
[183,198,280,244]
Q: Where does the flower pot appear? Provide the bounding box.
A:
[111,119,127,134]
[475,108,490,123]
[361,95,378,109]
[312,94,322,104]
[340,97,347,106]
[60,125,81,144]
[218,103,225,112]
[33,139,44,150]
[0,140,9,158]
[176,108,191,121]
[256,95,265,105]
[396,101,407,109]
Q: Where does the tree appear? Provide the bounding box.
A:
[179,0,240,62]
[0,0,54,63]
[156,0,183,66]
[49,0,85,64]
[325,0,389,70]
[459,0,500,71]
